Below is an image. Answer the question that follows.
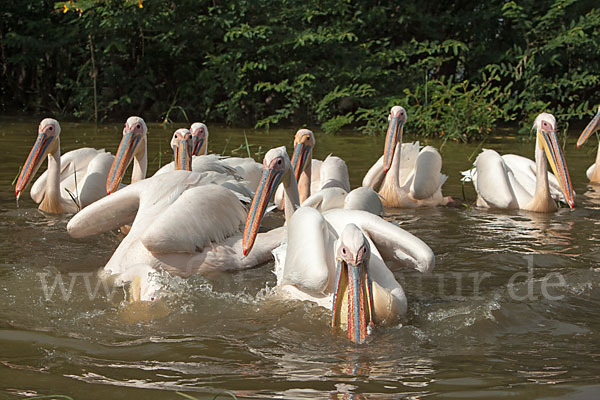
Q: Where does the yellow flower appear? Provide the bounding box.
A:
[63,3,68,13]
[138,0,143,8]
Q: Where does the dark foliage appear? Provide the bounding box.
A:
[1,0,598,139]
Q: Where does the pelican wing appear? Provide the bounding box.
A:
[141,184,246,254]
[31,148,109,203]
[473,150,518,209]
[410,146,443,200]
[398,141,421,185]
[220,157,263,193]
[319,155,350,192]
[77,152,114,207]
[281,207,337,294]
[344,187,384,216]
[310,159,323,195]
[324,209,435,273]
[301,187,347,212]
[502,154,568,202]
[154,154,240,178]
[362,155,386,191]
[67,181,140,238]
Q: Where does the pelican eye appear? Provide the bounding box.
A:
[277,159,282,165]
[137,124,141,130]
[342,248,346,255]
[48,126,53,131]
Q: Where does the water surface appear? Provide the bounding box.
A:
[1,118,599,399]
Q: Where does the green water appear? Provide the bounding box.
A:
[1,118,599,399]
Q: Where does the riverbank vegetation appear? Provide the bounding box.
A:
[1,0,598,140]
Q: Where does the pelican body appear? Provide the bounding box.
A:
[363,106,451,208]
[468,113,575,212]
[243,147,434,344]
[68,135,282,301]
[15,118,114,213]
[576,106,600,183]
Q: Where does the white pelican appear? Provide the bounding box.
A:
[576,106,600,183]
[190,122,262,190]
[106,116,148,194]
[190,122,209,156]
[154,123,262,192]
[242,148,435,343]
[15,118,114,213]
[363,106,452,208]
[467,112,575,212]
[68,143,283,301]
[168,128,193,170]
[274,129,355,213]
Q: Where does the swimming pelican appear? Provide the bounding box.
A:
[576,106,600,183]
[169,128,193,170]
[106,116,148,194]
[468,112,575,212]
[242,148,435,343]
[154,123,262,192]
[68,146,283,301]
[189,121,263,192]
[363,106,452,208]
[15,118,114,213]
[274,129,351,211]
[190,122,209,156]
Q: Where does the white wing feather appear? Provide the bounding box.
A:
[473,149,518,209]
[141,185,246,254]
[410,145,442,200]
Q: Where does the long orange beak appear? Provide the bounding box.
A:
[106,130,141,194]
[291,140,312,182]
[383,115,403,172]
[331,257,374,344]
[576,109,600,148]
[174,139,192,170]
[242,166,283,256]
[15,132,55,201]
[539,128,575,208]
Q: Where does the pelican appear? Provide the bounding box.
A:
[169,128,193,170]
[106,116,148,194]
[363,106,452,208]
[67,144,284,301]
[576,106,600,183]
[190,122,209,156]
[243,148,434,343]
[274,129,328,207]
[467,112,575,212]
[189,121,264,191]
[14,118,114,213]
[274,129,353,212]
[154,123,262,192]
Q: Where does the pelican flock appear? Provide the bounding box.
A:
[13,104,590,344]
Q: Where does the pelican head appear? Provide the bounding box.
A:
[331,224,374,344]
[190,122,209,156]
[534,113,575,208]
[291,129,315,181]
[15,118,61,201]
[170,128,193,171]
[242,146,291,255]
[106,116,147,194]
[383,106,407,172]
[576,105,600,148]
